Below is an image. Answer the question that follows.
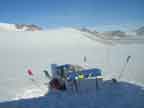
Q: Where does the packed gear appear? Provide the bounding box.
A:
[49,78,66,91]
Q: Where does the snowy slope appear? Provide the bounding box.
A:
[0,28,108,102]
[0,27,144,102]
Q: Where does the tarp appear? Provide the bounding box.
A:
[56,64,71,69]
[67,68,102,80]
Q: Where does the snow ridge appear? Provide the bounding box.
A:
[0,23,42,31]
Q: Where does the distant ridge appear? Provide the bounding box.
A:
[0,23,42,31]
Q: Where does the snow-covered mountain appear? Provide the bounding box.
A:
[78,26,144,37]
[101,30,127,39]
[135,26,144,36]
[0,23,42,31]
[0,22,144,36]
[77,27,144,44]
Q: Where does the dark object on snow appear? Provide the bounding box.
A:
[112,78,118,83]
[43,70,51,79]
[49,78,66,91]
[118,56,131,80]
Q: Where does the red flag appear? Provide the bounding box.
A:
[27,69,33,76]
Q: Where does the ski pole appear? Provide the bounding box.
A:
[118,56,131,80]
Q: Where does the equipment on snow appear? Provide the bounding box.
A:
[118,56,132,80]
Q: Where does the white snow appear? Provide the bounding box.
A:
[0,27,144,105]
[0,28,108,102]
[0,23,16,31]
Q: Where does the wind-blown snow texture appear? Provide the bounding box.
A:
[0,80,144,108]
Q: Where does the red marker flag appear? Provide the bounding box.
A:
[27,69,33,76]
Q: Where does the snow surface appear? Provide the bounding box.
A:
[0,23,16,31]
[0,80,144,108]
[0,28,108,102]
[0,28,144,102]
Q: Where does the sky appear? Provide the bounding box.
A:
[0,0,144,30]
